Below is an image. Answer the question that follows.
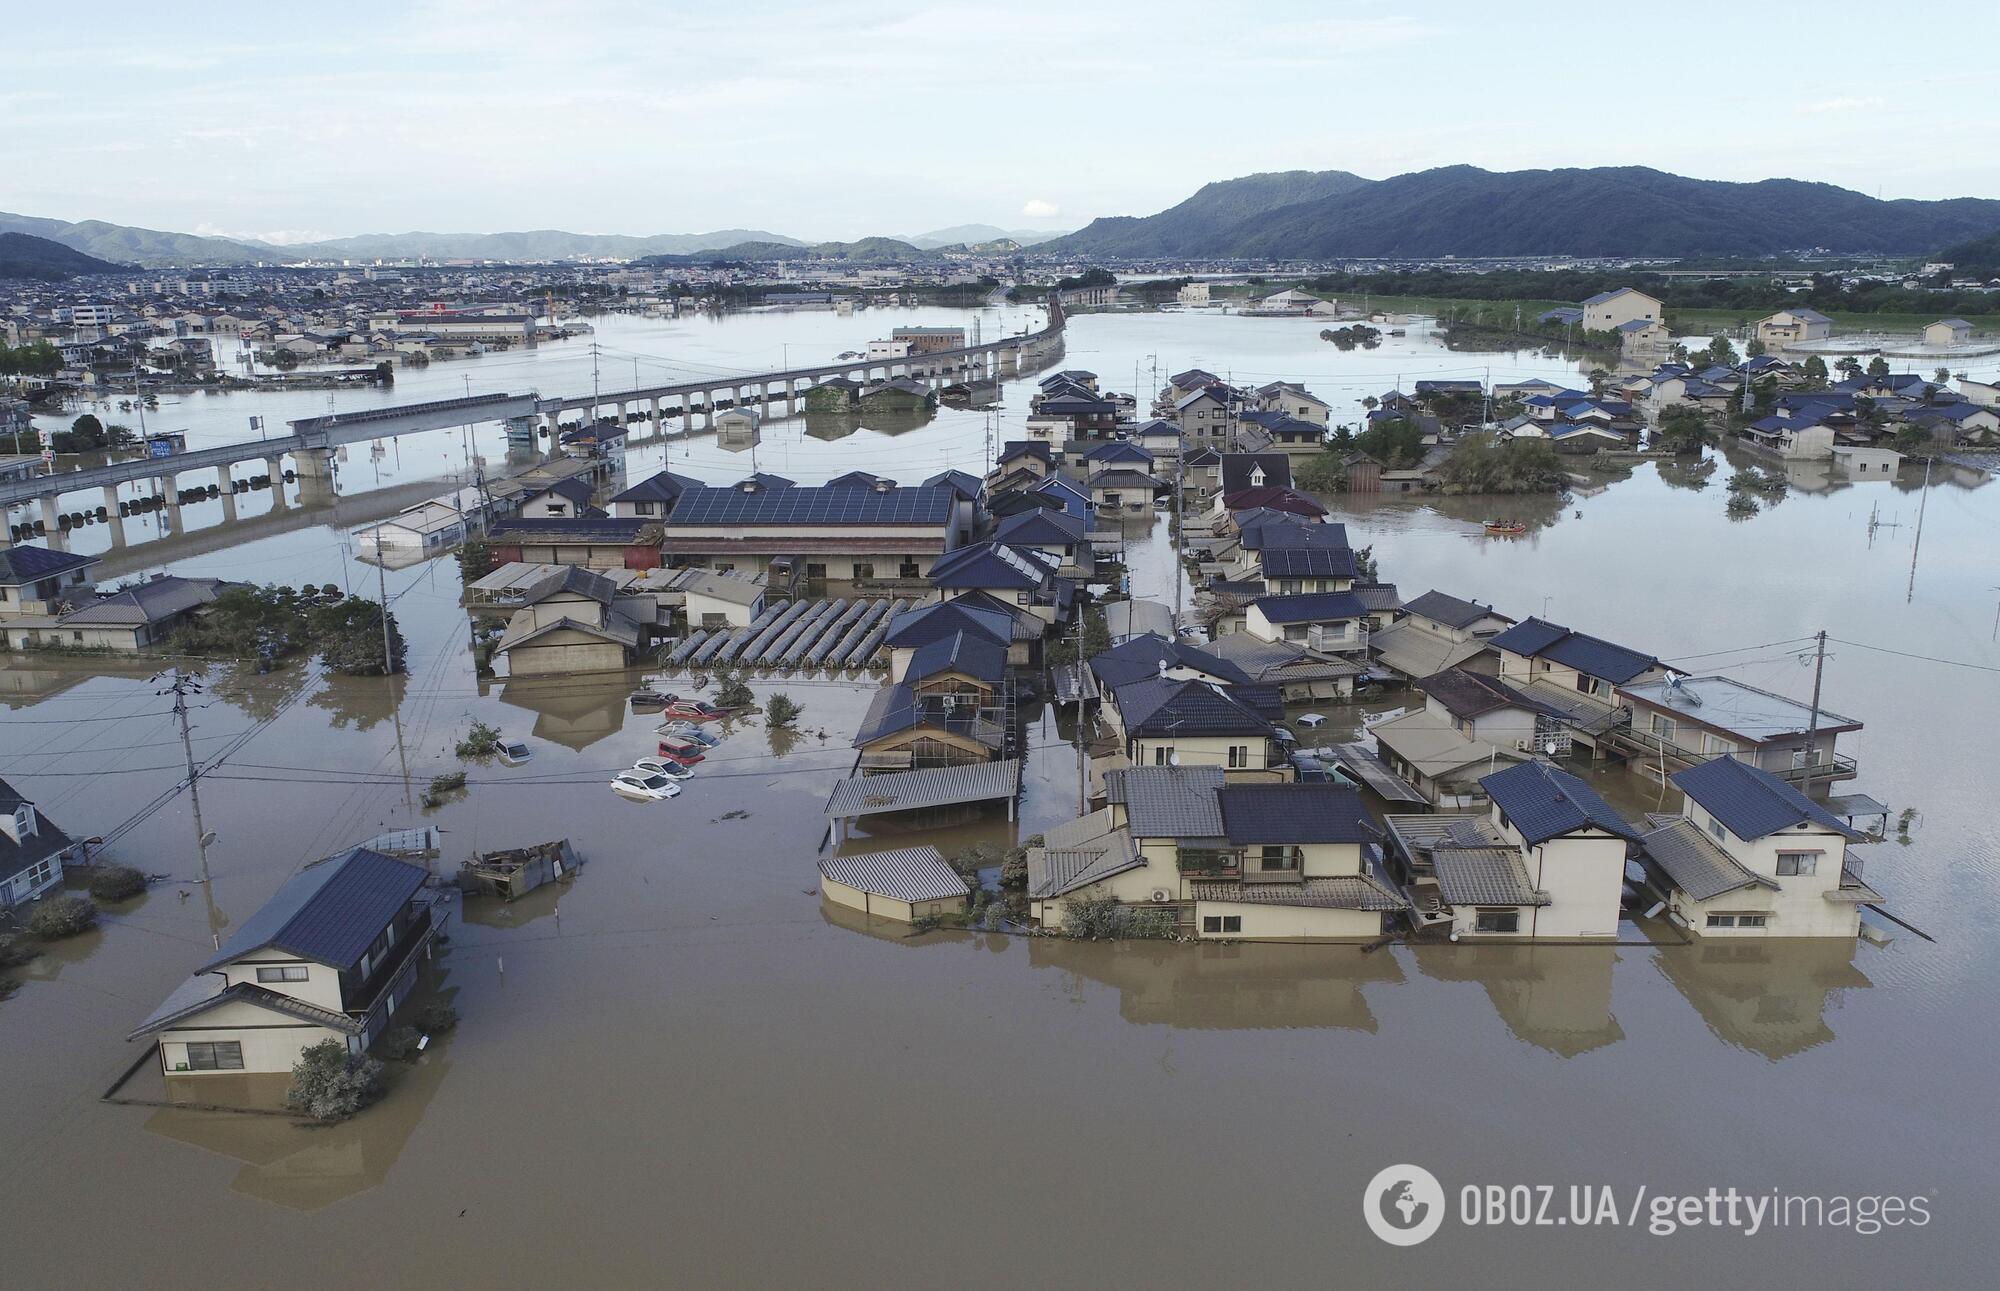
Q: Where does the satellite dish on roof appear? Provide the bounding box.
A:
[1544,742,1558,757]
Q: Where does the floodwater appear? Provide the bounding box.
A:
[3,307,1998,1287]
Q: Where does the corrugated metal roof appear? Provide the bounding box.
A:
[1189,876,1407,911]
[196,847,427,973]
[818,847,970,903]
[1639,815,1772,903]
[824,760,1022,818]
[1431,847,1550,907]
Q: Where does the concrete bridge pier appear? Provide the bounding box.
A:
[786,379,798,417]
[650,396,662,428]
[101,484,120,518]
[265,457,288,509]
[158,473,181,517]
[616,401,628,428]
[680,391,693,431]
[106,510,126,547]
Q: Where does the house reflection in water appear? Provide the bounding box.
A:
[1025,937,1404,1032]
[143,1048,453,1212]
[1651,936,1873,1061]
[1411,943,1624,1057]
[492,673,631,752]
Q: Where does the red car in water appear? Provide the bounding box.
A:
[656,735,707,765]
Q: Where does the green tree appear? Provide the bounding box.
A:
[1802,355,1829,390]
[1654,405,1717,454]
[766,693,802,727]
[1746,337,1767,358]
[1835,356,1862,379]
[1353,416,1426,468]
[286,1038,386,1123]
[1866,356,1891,378]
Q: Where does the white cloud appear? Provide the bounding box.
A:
[1803,96,1883,114]
[194,223,337,245]
[1020,198,1060,219]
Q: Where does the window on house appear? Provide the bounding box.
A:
[1708,818,1727,843]
[1202,916,1222,933]
[1474,910,1519,933]
[1776,852,1817,877]
[1737,914,1768,928]
[255,965,309,983]
[899,561,921,580]
[20,858,52,889]
[633,501,655,516]
[185,1041,245,1071]
[1153,746,1170,766]
[1706,914,1736,928]
[1227,745,1247,768]
[1259,846,1297,872]
[1222,916,1242,933]
[852,563,875,581]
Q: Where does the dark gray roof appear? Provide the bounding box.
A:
[1482,761,1640,844]
[1403,590,1511,630]
[1488,616,1658,684]
[818,847,970,903]
[1109,765,1226,838]
[197,847,427,973]
[611,471,698,503]
[1114,676,1274,738]
[524,565,616,606]
[1671,756,1865,841]
[59,576,236,627]
[0,778,71,886]
[0,544,98,586]
[905,629,1007,685]
[1089,633,1253,689]
[1217,784,1375,844]
[882,599,1012,650]
[1251,591,1366,624]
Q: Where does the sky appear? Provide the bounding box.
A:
[7,0,1999,244]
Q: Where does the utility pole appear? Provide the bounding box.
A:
[1073,609,1089,814]
[159,669,209,861]
[1800,630,1827,800]
[375,556,396,674]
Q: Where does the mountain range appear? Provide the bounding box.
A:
[0,232,126,281]
[898,224,1070,249]
[1046,165,2000,259]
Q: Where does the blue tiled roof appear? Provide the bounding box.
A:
[0,544,98,585]
[1218,783,1375,844]
[1488,616,1658,683]
[1251,591,1366,624]
[906,629,1007,685]
[921,469,984,499]
[1089,633,1253,690]
[666,484,954,527]
[1114,677,1274,738]
[611,471,699,503]
[927,541,1058,590]
[1670,756,1864,841]
[197,847,427,974]
[882,599,1012,650]
[1481,761,1640,844]
[995,508,1086,545]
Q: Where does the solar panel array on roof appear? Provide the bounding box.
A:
[666,485,955,527]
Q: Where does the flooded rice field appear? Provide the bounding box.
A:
[3,309,1998,1286]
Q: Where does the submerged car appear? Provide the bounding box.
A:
[497,739,534,766]
[632,757,694,780]
[657,720,722,747]
[611,770,681,801]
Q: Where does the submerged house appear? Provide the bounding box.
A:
[853,630,1010,773]
[1385,761,1640,940]
[8,574,239,653]
[1639,756,1875,938]
[818,846,970,924]
[1489,616,1666,755]
[0,778,74,910]
[1025,769,1405,939]
[128,846,446,1076]
[491,566,642,676]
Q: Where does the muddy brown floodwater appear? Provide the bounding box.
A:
[3,310,1998,1287]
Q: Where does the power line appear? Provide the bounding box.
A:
[1826,636,2000,674]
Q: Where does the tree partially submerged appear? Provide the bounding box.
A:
[286,1038,386,1123]
[27,895,97,940]
[170,584,406,674]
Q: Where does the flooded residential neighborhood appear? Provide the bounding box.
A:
[8,9,2000,1281]
[5,299,1997,1286]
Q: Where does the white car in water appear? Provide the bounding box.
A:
[632,757,694,780]
[611,770,682,801]
[497,738,534,766]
